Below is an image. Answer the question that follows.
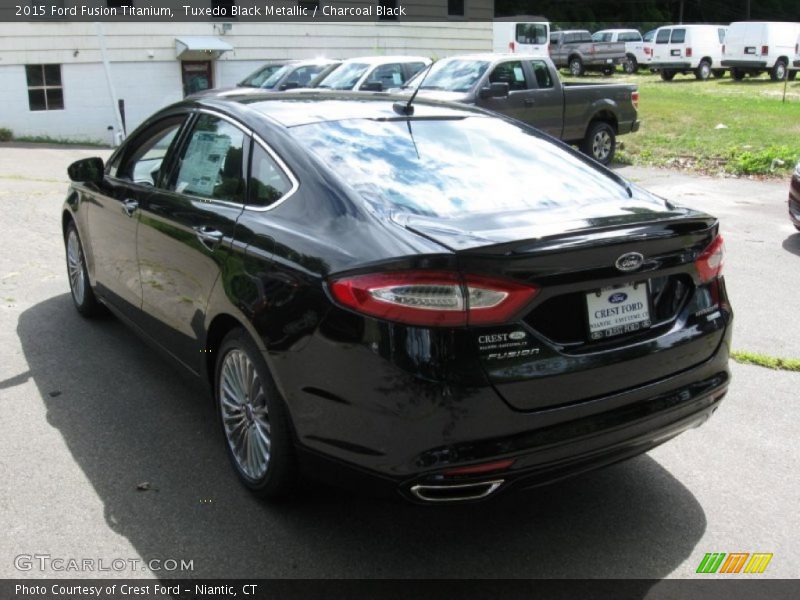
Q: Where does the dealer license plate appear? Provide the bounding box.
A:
[586,282,651,340]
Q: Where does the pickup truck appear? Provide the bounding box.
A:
[402,54,639,165]
[592,29,648,73]
[549,30,628,76]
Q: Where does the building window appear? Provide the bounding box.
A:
[26,64,64,111]
[378,0,398,21]
[448,0,465,17]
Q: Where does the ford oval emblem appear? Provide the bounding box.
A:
[615,252,644,272]
[609,292,628,304]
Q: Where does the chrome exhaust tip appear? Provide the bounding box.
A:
[409,479,504,503]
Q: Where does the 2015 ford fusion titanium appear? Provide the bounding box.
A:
[63,91,732,503]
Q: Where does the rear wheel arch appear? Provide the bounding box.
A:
[204,313,250,390]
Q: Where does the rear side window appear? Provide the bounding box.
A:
[172,114,247,204]
[529,60,553,88]
[656,29,671,44]
[489,61,528,91]
[619,32,642,42]
[671,29,686,44]
[248,143,293,207]
[593,33,612,42]
[516,23,548,45]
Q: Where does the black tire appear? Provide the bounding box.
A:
[660,69,676,81]
[731,68,745,81]
[712,69,726,79]
[788,70,798,81]
[215,328,297,500]
[623,55,638,74]
[64,221,103,318]
[770,60,787,81]
[569,56,585,77]
[695,60,712,81]
[581,121,616,166]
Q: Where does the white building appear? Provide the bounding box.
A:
[0,10,492,142]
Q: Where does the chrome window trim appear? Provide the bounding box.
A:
[185,108,300,213]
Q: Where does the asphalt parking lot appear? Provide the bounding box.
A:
[0,144,798,582]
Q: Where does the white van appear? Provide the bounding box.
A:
[592,29,647,73]
[651,24,728,81]
[794,32,800,74]
[493,17,551,57]
[722,21,800,81]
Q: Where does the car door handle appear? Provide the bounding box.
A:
[122,199,139,217]
[524,99,536,107]
[194,226,224,248]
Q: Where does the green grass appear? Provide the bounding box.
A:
[563,70,800,176]
[10,135,107,147]
[731,350,800,372]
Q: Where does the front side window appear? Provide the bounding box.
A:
[671,29,686,44]
[249,144,292,207]
[489,61,528,91]
[283,64,331,87]
[656,29,671,44]
[315,62,369,90]
[172,114,246,204]
[592,32,613,42]
[117,119,184,185]
[26,64,63,111]
[517,24,548,45]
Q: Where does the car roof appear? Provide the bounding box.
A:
[195,91,483,128]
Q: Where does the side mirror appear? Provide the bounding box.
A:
[67,157,105,184]
[279,81,300,91]
[360,81,384,92]
[479,82,510,99]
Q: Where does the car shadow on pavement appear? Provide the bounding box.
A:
[782,233,800,257]
[18,294,708,583]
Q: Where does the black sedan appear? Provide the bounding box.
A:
[63,91,732,503]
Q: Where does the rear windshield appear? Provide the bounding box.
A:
[238,63,285,87]
[292,116,628,218]
[316,63,369,90]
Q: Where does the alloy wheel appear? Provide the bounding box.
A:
[219,349,271,480]
[592,130,612,162]
[66,229,86,306]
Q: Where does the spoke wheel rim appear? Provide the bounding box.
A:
[67,230,85,305]
[219,349,271,480]
[592,131,612,161]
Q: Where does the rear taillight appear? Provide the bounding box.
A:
[686,47,693,57]
[762,45,769,55]
[632,91,639,109]
[508,41,516,53]
[329,271,539,327]
[695,236,725,283]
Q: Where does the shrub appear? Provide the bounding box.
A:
[725,145,799,175]
[0,128,12,142]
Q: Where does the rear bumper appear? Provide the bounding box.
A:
[651,62,692,70]
[619,120,640,135]
[295,321,732,503]
[721,60,767,68]
[583,57,625,68]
